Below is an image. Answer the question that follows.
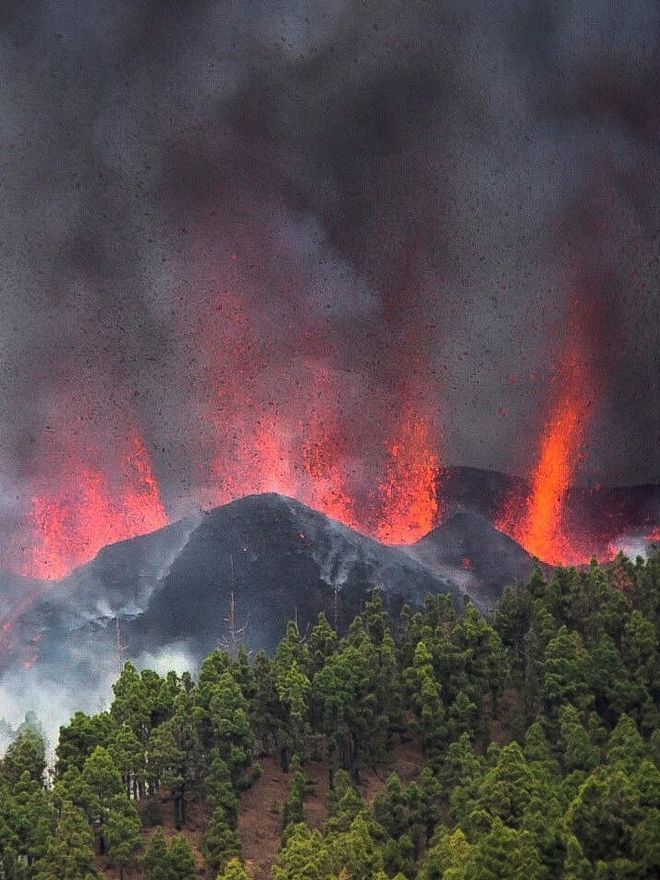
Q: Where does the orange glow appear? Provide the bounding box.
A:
[209,413,299,505]
[376,412,441,545]
[497,347,591,565]
[302,411,359,530]
[253,417,298,496]
[23,435,166,580]
[122,436,169,535]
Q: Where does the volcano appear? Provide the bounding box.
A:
[0,471,657,737]
[408,510,541,610]
[1,494,464,686]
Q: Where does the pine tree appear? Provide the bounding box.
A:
[542,626,591,713]
[216,858,252,880]
[34,802,100,880]
[168,835,197,879]
[10,771,55,870]
[410,640,446,762]
[204,808,242,873]
[79,746,125,853]
[272,824,331,880]
[106,801,141,880]
[1,715,47,786]
[282,755,306,835]
[563,834,593,880]
[109,723,145,800]
[145,830,196,880]
[559,705,599,773]
[327,769,364,833]
[205,671,254,782]
[566,768,640,863]
[419,827,472,880]
[55,712,116,778]
[149,690,201,828]
[373,773,408,840]
[144,829,170,880]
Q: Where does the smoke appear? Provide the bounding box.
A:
[0,515,201,746]
[0,1,658,565]
[0,644,117,750]
[607,533,659,561]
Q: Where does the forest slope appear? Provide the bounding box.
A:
[0,551,657,879]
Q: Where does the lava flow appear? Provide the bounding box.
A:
[497,345,592,565]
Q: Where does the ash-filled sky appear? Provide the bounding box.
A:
[0,0,658,538]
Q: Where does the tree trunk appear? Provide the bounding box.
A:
[174,786,186,829]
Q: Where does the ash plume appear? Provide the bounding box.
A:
[0,0,658,565]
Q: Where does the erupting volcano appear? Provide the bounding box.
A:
[496,312,596,565]
[207,400,442,547]
[9,389,445,579]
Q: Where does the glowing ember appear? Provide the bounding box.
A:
[251,416,298,496]
[376,412,441,545]
[302,412,358,530]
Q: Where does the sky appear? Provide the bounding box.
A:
[0,0,658,541]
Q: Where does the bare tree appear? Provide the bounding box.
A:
[115,617,129,674]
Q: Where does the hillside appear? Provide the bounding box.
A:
[408,510,541,610]
[0,550,657,879]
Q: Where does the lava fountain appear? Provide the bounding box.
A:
[376,410,441,545]
[497,342,593,565]
[21,433,167,580]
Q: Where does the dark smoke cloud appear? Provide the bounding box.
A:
[0,1,658,545]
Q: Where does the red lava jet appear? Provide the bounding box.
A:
[207,395,441,544]
[375,411,442,545]
[20,434,167,580]
[301,411,358,530]
[497,339,594,565]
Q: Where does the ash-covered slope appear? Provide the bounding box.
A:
[120,493,462,659]
[4,479,655,734]
[409,510,540,610]
[2,494,462,684]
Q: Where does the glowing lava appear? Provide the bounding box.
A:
[497,346,591,565]
[376,412,441,544]
[302,411,358,529]
[24,435,167,580]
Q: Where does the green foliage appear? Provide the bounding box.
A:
[216,858,252,880]
[34,802,100,880]
[2,553,659,880]
[204,808,242,873]
[1,714,47,786]
[282,756,307,835]
[56,712,116,778]
[148,689,201,829]
[145,830,196,880]
[144,829,170,879]
[105,802,141,878]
